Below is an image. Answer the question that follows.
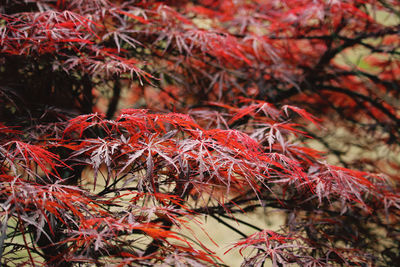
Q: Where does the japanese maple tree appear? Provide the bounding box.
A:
[1,0,399,266]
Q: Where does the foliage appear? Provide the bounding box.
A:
[0,0,399,266]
